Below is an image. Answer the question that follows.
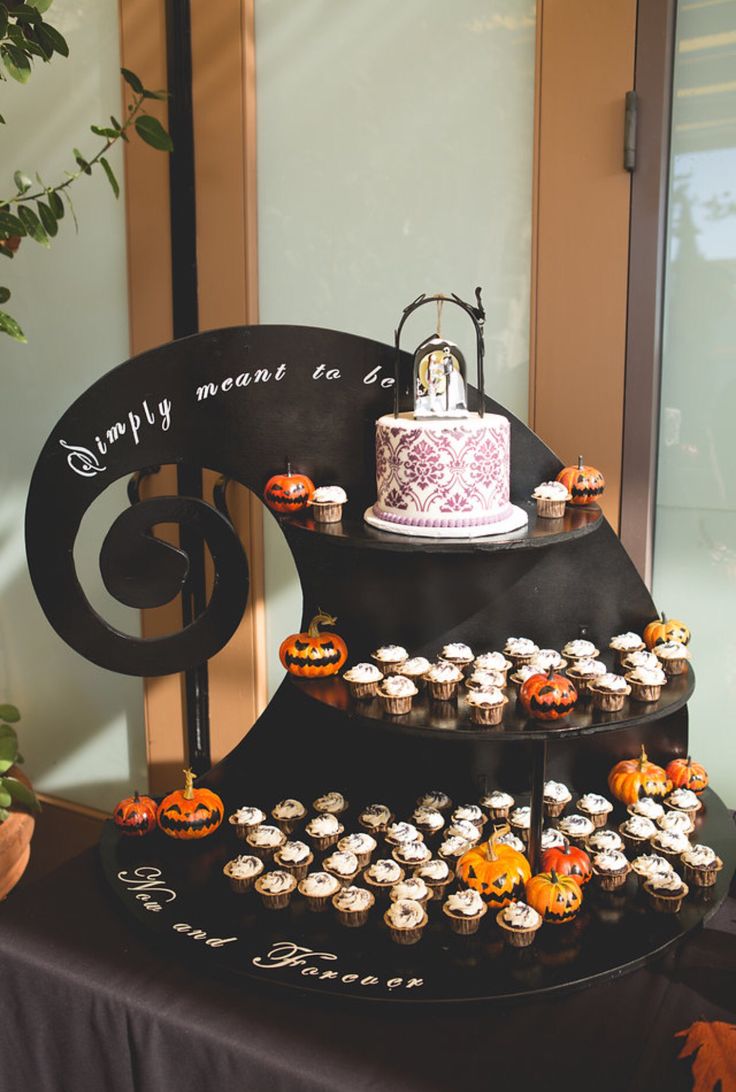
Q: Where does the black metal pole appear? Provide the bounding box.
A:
[165,0,210,774]
[528,740,547,874]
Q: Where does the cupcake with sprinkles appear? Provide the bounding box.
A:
[384,898,428,945]
[363,858,404,901]
[681,844,723,888]
[273,839,313,880]
[332,884,375,927]
[496,900,542,947]
[337,832,377,868]
[442,888,488,935]
[371,644,408,676]
[503,637,540,670]
[413,858,454,901]
[305,812,343,852]
[480,790,515,820]
[223,854,264,894]
[644,870,689,913]
[342,662,383,700]
[271,798,307,834]
[439,642,475,672]
[254,869,297,910]
[228,805,266,841]
[298,870,341,911]
[358,803,394,835]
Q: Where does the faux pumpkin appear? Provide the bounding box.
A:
[607,745,672,805]
[666,755,708,795]
[456,828,531,908]
[279,611,348,677]
[525,869,583,924]
[263,463,315,514]
[643,613,691,649]
[520,669,578,721]
[114,790,158,837]
[157,770,223,839]
[541,839,592,886]
[556,455,605,506]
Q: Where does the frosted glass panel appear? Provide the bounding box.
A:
[652,0,736,803]
[255,0,536,694]
[0,3,146,810]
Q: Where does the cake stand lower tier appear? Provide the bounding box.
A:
[100,788,735,1005]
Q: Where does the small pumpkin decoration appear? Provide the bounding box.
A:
[541,838,592,886]
[526,869,583,924]
[556,455,605,506]
[666,755,708,795]
[263,462,315,514]
[643,612,691,649]
[114,790,158,836]
[157,769,223,840]
[279,610,348,677]
[456,827,531,908]
[607,745,672,805]
[520,668,578,721]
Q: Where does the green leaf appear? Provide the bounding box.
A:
[1,44,32,82]
[0,310,26,341]
[0,246,14,260]
[0,735,17,768]
[0,787,11,808]
[0,705,20,723]
[0,808,9,824]
[37,200,57,236]
[73,147,91,175]
[13,170,32,194]
[0,6,8,38]
[17,204,49,246]
[0,210,26,236]
[99,156,119,199]
[3,776,40,813]
[91,124,118,139]
[27,0,55,12]
[37,21,67,57]
[134,114,173,152]
[142,88,168,101]
[0,287,9,304]
[48,190,63,218]
[14,751,24,764]
[121,66,143,93]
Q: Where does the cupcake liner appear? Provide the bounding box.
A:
[468,701,506,726]
[487,806,512,820]
[496,910,540,947]
[421,877,454,902]
[372,657,407,677]
[506,652,536,670]
[442,904,486,935]
[535,496,567,519]
[379,693,414,715]
[577,806,609,829]
[427,679,460,701]
[247,844,281,864]
[300,892,333,912]
[334,907,372,928]
[225,873,258,895]
[644,881,688,913]
[309,830,342,853]
[665,802,700,822]
[325,868,361,889]
[257,888,294,910]
[274,853,313,881]
[359,813,394,836]
[544,800,569,819]
[383,909,428,945]
[619,831,650,855]
[627,680,663,703]
[590,689,628,712]
[593,867,629,892]
[682,860,722,887]
[659,657,688,676]
[311,501,343,523]
[346,679,380,700]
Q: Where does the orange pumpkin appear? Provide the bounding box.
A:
[541,839,592,886]
[607,745,672,805]
[157,770,223,840]
[520,669,578,721]
[114,790,158,836]
[456,829,531,908]
[643,613,691,649]
[279,611,348,677]
[526,869,583,924]
[556,455,605,506]
[263,463,315,514]
[666,755,708,795]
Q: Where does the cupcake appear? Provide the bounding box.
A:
[592,849,630,891]
[618,814,657,854]
[609,631,646,664]
[223,854,264,894]
[228,805,266,841]
[446,819,482,847]
[509,806,531,840]
[332,884,375,927]
[273,839,314,880]
[397,657,432,687]
[665,787,702,822]
[439,642,475,670]
[497,830,527,853]
[451,804,486,833]
[496,900,542,947]
[358,803,394,835]
[442,888,488,935]
[630,853,674,887]
[509,663,541,694]
[390,876,431,909]
[413,859,454,901]
[371,644,408,676]
[465,669,507,692]
[529,649,568,674]
[377,674,418,715]
[577,792,613,828]
[480,790,515,820]
[541,827,566,851]
[587,828,625,855]
[649,829,691,865]
[416,791,453,814]
[557,814,594,846]
[466,687,508,725]
[342,662,383,700]
[385,821,422,847]
[411,807,446,839]
[271,798,307,834]
[473,651,513,680]
[305,812,343,852]
[657,810,694,836]
[532,480,571,518]
[310,485,347,523]
[644,871,689,913]
[438,835,472,861]
[384,898,428,945]
[254,869,297,909]
[313,791,348,817]
[561,638,600,661]
[681,844,723,887]
[323,849,361,887]
[565,657,607,695]
[621,649,660,673]
[298,870,342,911]
[503,637,540,669]
[337,832,377,868]
[392,840,433,868]
[588,672,631,712]
[626,664,667,703]
[363,858,404,899]
[543,780,572,819]
[424,661,464,701]
[627,797,665,822]
[654,641,690,676]
[245,823,287,863]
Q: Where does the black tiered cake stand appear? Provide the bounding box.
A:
[25,324,736,1004]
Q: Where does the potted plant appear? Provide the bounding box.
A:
[0,704,40,899]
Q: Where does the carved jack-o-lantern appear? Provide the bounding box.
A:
[666,756,708,795]
[607,746,671,805]
[114,790,158,836]
[279,611,348,677]
[643,613,691,649]
[520,669,578,721]
[157,770,223,840]
[525,869,583,924]
[556,456,605,506]
[263,463,315,514]
[541,838,592,886]
[456,827,531,908]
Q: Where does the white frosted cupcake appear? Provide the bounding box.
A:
[628,797,665,822]
[342,662,383,700]
[337,832,377,868]
[562,638,600,661]
[541,827,566,851]
[496,830,527,852]
[649,829,691,866]
[392,840,433,868]
[438,834,472,861]
[665,787,702,821]
[413,858,454,900]
[630,853,674,887]
[621,649,660,673]
[529,649,567,673]
[588,672,631,712]
[304,812,343,852]
[245,823,287,863]
[577,792,614,829]
[509,663,542,694]
[442,888,488,935]
[223,854,264,894]
[416,790,453,814]
[465,669,507,692]
[544,780,572,818]
[445,819,482,846]
[310,484,347,522]
[412,807,446,839]
[298,870,341,911]
[619,814,657,853]
[397,656,432,687]
[503,637,540,669]
[681,844,723,887]
[371,644,408,676]
[451,804,486,832]
[657,810,694,836]
[332,884,375,927]
[363,858,404,899]
[254,869,297,909]
[385,821,422,847]
[271,798,307,834]
[497,900,542,947]
[358,803,393,834]
[466,687,508,725]
[509,806,531,840]
[323,849,360,887]
[384,898,428,945]
[565,657,607,695]
[626,664,667,703]
[592,849,630,891]
[313,791,348,816]
[644,870,688,913]
[377,674,418,714]
[557,814,594,846]
[228,805,266,840]
[424,661,464,701]
[390,876,430,908]
[473,651,513,680]
[439,642,474,670]
[609,631,646,664]
[654,641,690,676]
[480,790,515,820]
[532,480,571,518]
[273,839,314,880]
[587,828,625,855]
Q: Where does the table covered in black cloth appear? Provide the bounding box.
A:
[1,847,736,1092]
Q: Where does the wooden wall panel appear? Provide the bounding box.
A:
[531,0,637,530]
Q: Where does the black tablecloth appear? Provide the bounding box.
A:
[1,846,735,1092]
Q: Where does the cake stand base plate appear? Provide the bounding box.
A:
[363,504,529,539]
